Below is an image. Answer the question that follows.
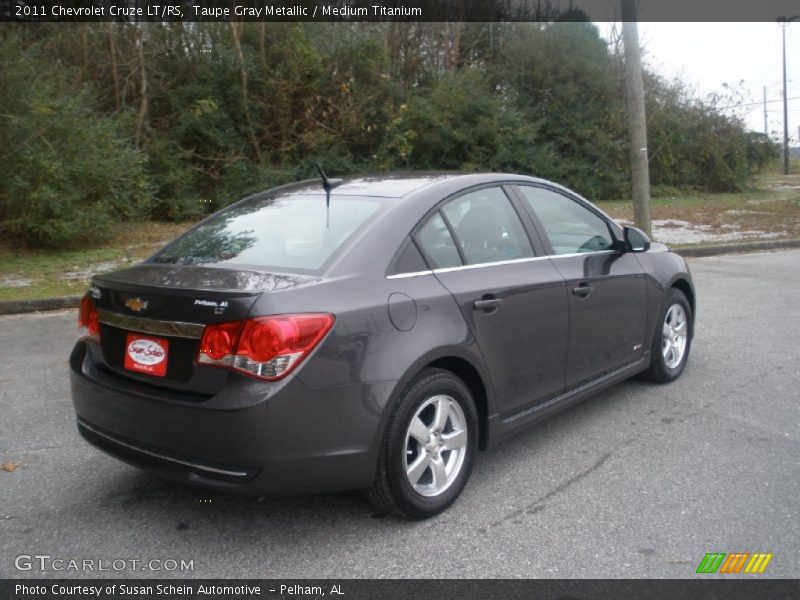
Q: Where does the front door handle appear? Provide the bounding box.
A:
[572,283,594,298]
[473,296,503,312]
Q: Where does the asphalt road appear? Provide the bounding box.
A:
[1,250,798,579]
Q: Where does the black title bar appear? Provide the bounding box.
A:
[2,579,800,600]
[2,0,800,22]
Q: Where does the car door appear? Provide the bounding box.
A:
[512,184,649,389]
[414,185,568,418]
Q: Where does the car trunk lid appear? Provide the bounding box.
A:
[87,264,317,396]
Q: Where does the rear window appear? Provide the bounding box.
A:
[150,193,383,272]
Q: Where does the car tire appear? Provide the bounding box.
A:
[640,288,692,383]
[366,368,478,520]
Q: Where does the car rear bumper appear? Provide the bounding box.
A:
[69,342,395,496]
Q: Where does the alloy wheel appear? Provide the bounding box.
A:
[403,395,468,497]
[662,303,688,369]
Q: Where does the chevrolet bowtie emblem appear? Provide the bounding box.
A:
[125,297,149,312]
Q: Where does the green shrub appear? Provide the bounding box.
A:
[0,35,150,249]
[0,22,781,247]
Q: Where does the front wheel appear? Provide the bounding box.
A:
[366,369,478,519]
[641,288,692,383]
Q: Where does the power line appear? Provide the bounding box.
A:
[718,95,800,110]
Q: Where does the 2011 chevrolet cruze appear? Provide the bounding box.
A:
[70,172,694,519]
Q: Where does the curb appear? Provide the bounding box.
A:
[0,295,82,316]
[676,238,800,258]
[1,239,798,316]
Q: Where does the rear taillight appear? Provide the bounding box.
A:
[197,313,334,381]
[78,295,100,342]
[197,321,242,366]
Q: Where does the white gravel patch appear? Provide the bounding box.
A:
[616,218,783,245]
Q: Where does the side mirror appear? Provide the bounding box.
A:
[623,226,650,253]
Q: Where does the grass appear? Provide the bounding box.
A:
[1,165,799,302]
[0,221,193,301]
[598,167,800,247]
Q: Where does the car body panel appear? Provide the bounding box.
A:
[432,259,569,418]
[548,251,649,387]
[70,172,695,497]
[71,341,392,494]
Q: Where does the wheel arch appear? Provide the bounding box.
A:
[426,356,490,450]
[380,349,494,453]
[670,276,695,330]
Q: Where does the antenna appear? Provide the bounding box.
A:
[313,162,343,228]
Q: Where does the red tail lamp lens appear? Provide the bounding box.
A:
[240,319,289,363]
[78,295,100,342]
[196,314,334,380]
[238,314,334,372]
[199,321,241,361]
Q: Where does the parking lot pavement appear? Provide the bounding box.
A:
[1,250,798,579]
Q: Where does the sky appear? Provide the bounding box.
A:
[597,22,800,143]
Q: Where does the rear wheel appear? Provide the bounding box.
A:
[366,369,478,519]
[641,288,692,383]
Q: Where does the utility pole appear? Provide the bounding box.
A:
[763,85,769,135]
[779,17,797,174]
[621,0,651,236]
[781,20,790,174]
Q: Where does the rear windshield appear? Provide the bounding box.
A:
[150,193,383,272]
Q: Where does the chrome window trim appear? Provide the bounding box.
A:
[549,250,617,260]
[433,255,550,274]
[385,250,618,279]
[97,309,205,339]
[386,270,435,280]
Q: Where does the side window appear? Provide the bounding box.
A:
[415,212,462,269]
[391,239,428,274]
[440,187,534,266]
[517,186,614,255]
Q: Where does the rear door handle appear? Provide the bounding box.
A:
[473,296,503,312]
[572,283,594,298]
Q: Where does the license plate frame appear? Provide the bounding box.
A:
[123,333,169,377]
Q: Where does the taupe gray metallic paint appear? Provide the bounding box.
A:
[70,173,694,495]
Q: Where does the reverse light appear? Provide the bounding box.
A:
[197,314,334,381]
[78,294,100,342]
